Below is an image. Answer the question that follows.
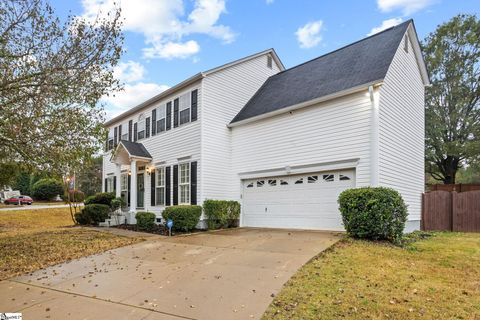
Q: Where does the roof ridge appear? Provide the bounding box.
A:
[274,19,412,76]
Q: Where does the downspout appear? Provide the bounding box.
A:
[369,85,380,187]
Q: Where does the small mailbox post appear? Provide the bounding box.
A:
[166,219,173,237]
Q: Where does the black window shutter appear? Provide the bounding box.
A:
[118,125,122,142]
[190,161,197,205]
[191,90,198,122]
[128,120,133,141]
[105,132,109,152]
[133,123,138,142]
[152,109,156,135]
[113,127,118,148]
[173,165,178,205]
[127,175,131,207]
[150,169,156,206]
[113,176,117,193]
[166,102,172,130]
[104,178,108,192]
[146,117,150,138]
[165,166,171,206]
[173,98,179,128]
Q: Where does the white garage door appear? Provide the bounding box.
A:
[242,170,355,230]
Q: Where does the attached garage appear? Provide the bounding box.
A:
[241,170,355,230]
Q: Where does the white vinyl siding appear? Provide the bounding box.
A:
[231,91,373,201]
[201,53,282,202]
[155,167,165,206]
[179,163,190,204]
[378,28,425,221]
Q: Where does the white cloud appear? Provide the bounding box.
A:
[367,18,403,36]
[266,0,274,4]
[295,20,323,49]
[79,0,235,60]
[113,60,146,83]
[104,82,170,119]
[377,0,435,15]
[143,40,200,59]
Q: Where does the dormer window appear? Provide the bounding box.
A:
[179,92,191,125]
[157,104,166,133]
[137,113,145,140]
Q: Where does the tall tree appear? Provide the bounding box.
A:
[0,0,123,176]
[423,14,480,184]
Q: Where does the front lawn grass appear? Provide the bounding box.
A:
[0,207,142,280]
[263,232,480,319]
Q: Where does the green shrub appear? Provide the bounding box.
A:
[110,197,125,212]
[162,205,202,232]
[203,200,241,229]
[75,204,110,225]
[338,187,408,244]
[135,211,156,231]
[84,192,115,207]
[65,189,85,203]
[31,178,64,200]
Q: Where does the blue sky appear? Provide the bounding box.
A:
[51,0,479,118]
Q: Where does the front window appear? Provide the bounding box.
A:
[179,163,190,204]
[137,114,145,140]
[179,92,191,125]
[156,104,166,133]
[106,176,114,192]
[120,174,128,191]
[156,167,165,206]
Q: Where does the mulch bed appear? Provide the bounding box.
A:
[113,224,207,236]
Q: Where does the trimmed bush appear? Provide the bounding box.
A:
[203,200,241,229]
[75,204,110,225]
[338,187,408,244]
[110,197,125,212]
[136,211,156,231]
[84,192,115,207]
[162,205,202,232]
[31,178,64,200]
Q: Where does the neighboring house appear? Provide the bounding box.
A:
[102,20,428,231]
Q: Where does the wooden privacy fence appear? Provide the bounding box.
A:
[428,184,480,192]
[422,190,480,232]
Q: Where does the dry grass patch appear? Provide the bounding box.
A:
[263,232,480,320]
[0,207,142,280]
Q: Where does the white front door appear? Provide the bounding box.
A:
[242,170,355,230]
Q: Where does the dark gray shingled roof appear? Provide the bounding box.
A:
[230,20,412,124]
[119,140,152,159]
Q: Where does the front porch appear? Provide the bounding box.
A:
[106,140,153,225]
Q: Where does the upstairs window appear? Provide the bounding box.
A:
[179,92,191,125]
[156,104,167,133]
[179,163,190,204]
[107,128,114,150]
[121,123,128,140]
[267,55,273,69]
[137,114,145,140]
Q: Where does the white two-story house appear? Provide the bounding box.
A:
[102,20,429,231]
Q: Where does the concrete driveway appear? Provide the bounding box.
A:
[0,228,340,320]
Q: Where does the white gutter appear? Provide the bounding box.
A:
[369,85,380,186]
[227,80,384,128]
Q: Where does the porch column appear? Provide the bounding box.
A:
[115,164,122,198]
[130,160,137,211]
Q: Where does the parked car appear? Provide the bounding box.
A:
[3,195,33,205]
